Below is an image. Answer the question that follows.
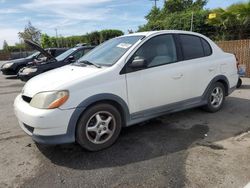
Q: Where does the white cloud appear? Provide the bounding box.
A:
[22,0,112,7]
[20,0,114,30]
[0,8,21,14]
[0,0,148,47]
[21,0,113,21]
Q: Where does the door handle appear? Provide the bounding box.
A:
[209,67,215,72]
[172,73,183,79]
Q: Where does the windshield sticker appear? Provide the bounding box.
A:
[117,43,132,49]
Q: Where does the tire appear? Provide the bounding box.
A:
[202,82,225,113]
[236,78,242,88]
[76,103,122,151]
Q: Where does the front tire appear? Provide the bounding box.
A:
[203,82,225,113]
[76,103,122,151]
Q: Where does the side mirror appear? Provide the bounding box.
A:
[129,57,147,69]
[68,56,75,62]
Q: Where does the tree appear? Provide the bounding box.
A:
[139,6,164,31]
[18,21,41,43]
[100,29,124,43]
[227,1,250,39]
[86,31,101,45]
[162,0,207,13]
[207,1,250,40]
[41,34,51,48]
[163,0,193,13]
[3,40,8,52]
[50,37,57,47]
[139,0,208,32]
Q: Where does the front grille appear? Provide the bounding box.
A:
[22,95,32,103]
[23,123,34,134]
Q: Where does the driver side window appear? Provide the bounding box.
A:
[132,35,177,68]
[73,49,84,60]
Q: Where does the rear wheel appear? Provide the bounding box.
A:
[76,103,122,151]
[202,82,225,113]
[236,78,242,88]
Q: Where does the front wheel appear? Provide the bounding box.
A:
[76,103,122,151]
[202,82,225,113]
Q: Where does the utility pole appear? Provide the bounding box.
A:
[55,28,58,47]
[190,11,194,31]
[150,0,159,8]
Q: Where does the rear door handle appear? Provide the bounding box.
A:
[209,67,215,72]
[172,73,183,79]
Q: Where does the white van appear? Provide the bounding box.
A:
[14,30,238,151]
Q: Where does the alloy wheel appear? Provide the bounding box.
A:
[85,111,116,144]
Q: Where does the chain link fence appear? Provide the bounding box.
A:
[0,51,34,60]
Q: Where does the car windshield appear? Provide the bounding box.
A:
[26,51,40,59]
[56,48,77,61]
[77,35,144,66]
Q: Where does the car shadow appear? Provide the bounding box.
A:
[5,75,18,80]
[37,119,210,171]
[239,84,250,89]
[36,96,250,171]
[22,96,249,187]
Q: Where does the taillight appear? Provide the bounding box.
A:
[234,54,240,71]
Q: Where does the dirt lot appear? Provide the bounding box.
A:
[0,61,250,188]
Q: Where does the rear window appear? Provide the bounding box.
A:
[179,34,204,60]
[201,38,212,56]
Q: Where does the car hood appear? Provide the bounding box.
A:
[22,65,104,97]
[4,58,29,65]
[24,39,55,60]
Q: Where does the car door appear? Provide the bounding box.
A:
[124,34,191,115]
[178,34,215,98]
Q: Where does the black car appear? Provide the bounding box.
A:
[18,41,95,81]
[1,42,67,75]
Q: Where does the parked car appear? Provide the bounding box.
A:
[14,30,238,151]
[18,41,95,81]
[1,40,67,75]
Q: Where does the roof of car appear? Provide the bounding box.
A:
[123,30,205,38]
[75,45,95,49]
[45,48,68,50]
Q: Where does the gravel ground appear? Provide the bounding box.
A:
[0,60,249,188]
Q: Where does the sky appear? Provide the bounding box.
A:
[0,0,248,49]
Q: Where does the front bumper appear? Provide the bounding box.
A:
[1,67,16,75]
[14,94,75,144]
[17,72,34,82]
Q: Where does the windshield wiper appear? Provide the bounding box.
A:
[78,60,101,68]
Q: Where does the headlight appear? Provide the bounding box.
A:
[22,68,37,74]
[2,63,13,69]
[30,90,69,109]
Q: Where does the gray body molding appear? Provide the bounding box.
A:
[34,75,234,145]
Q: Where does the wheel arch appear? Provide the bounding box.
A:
[203,75,230,98]
[66,93,130,142]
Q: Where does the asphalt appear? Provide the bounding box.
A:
[0,61,250,188]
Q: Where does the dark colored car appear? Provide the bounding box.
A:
[18,41,95,81]
[1,41,67,75]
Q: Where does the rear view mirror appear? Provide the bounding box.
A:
[129,57,147,69]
